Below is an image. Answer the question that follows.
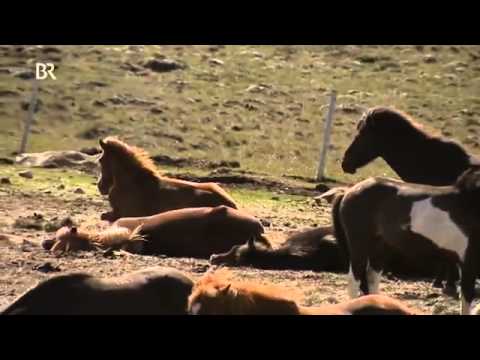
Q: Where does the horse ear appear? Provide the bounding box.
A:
[99,139,106,150]
[247,236,256,251]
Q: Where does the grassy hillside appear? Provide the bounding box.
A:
[1,45,480,184]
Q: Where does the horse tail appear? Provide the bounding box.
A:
[331,191,349,270]
[206,183,238,209]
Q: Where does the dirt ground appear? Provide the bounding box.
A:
[0,181,464,315]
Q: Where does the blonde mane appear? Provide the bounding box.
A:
[51,224,145,253]
[103,137,160,178]
[96,225,145,248]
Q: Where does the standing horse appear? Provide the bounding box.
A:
[188,270,423,315]
[97,137,237,222]
[1,267,193,315]
[332,167,480,315]
[341,106,480,185]
[341,107,480,292]
[43,206,270,259]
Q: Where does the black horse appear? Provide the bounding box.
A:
[342,106,480,185]
[1,267,193,315]
[210,226,347,272]
[332,167,480,315]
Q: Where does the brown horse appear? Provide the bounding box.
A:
[188,270,423,315]
[97,137,237,222]
[1,267,193,315]
[341,107,480,293]
[332,167,480,315]
[43,206,270,259]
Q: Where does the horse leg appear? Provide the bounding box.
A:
[368,241,385,294]
[443,262,459,298]
[348,255,369,298]
[432,262,445,289]
[459,258,476,315]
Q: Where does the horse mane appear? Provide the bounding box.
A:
[96,225,145,248]
[365,106,440,139]
[192,270,302,314]
[103,137,160,178]
[53,225,144,253]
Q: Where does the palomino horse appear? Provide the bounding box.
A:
[341,107,480,292]
[97,137,237,222]
[188,270,423,315]
[43,206,270,259]
[1,267,193,315]
[332,167,480,315]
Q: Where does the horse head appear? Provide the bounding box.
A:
[97,139,114,195]
[188,278,237,315]
[209,236,260,266]
[48,226,95,254]
[342,110,381,174]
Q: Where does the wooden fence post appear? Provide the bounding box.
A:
[316,90,337,181]
[18,78,39,154]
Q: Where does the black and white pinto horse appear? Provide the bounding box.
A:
[341,107,480,294]
[332,167,480,315]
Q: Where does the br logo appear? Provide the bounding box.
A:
[35,63,56,80]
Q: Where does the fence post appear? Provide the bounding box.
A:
[316,90,337,181]
[18,78,39,154]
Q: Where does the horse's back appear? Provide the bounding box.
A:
[136,206,263,258]
[1,273,95,315]
[209,205,263,234]
[280,227,345,271]
[344,294,422,315]
[159,177,238,209]
[2,268,193,315]
[340,177,399,215]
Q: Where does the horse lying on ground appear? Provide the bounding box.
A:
[210,226,346,272]
[43,206,270,259]
[97,137,237,222]
[1,267,193,315]
[209,225,464,287]
[341,107,480,292]
[188,270,423,315]
[332,167,480,315]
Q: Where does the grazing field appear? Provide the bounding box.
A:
[1,45,480,314]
